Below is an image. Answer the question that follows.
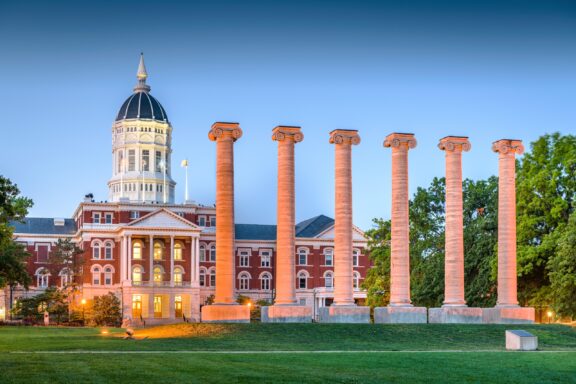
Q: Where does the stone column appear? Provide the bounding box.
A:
[194,237,200,283]
[149,235,154,284]
[262,126,311,323]
[438,136,470,306]
[492,139,524,307]
[127,235,132,282]
[201,122,249,323]
[384,133,417,306]
[170,236,175,286]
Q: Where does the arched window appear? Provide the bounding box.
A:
[209,268,216,287]
[132,242,142,260]
[297,248,308,266]
[209,245,216,262]
[36,268,50,288]
[92,266,101,285]
[173,267,183,286]
[353,249,360,267]
[104,242,113,260]
[92,243,101,260]
[199,268,207,287]
[324,271,334,289]
[132,266,143,285]
[353,271,361,290]
[238,272,251,291]
[199,245,206,262]
[260,272,272,291]
[59,268,71,288]
[153,266,163,285]
[324,248,333,266]
[297,270,308,289]
[154,241,164,260]
[104,266,113,285]
[174,242,183,261]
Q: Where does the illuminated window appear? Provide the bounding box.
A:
[132,266,143,285]
[174,243,183,261]
[154,295,162,318]
[153,266,163,285]
[173,267,183,286]
[132,295,142,318]
[175,295,183,318]
[132,242,142,259]
[154,241,163,260]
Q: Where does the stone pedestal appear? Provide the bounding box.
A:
[428,307,483,324]
[318,305,370,324]
[261,305,312,323]
[483,307,535,324]
[374,306,427,324]
[506,330,538,350]
[201,304,250,323]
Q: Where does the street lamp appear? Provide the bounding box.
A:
[81,299,87,325]
[547,310,553,324]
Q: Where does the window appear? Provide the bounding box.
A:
[175,295,183,318]
[154,295,162,318]
[132,242,142,260]
[174,243,183,261]
[260,273,271,291]
[92,266,101,285]
[353,271,361,289]
[155,151,162,172]
[132,266,142,285]
[36,268,50,288]
[239,250,250,267]
[298,248,308,266]
[153,266,163,285]
[128,149,135,171]
[104,242,113,259]
[297,271,308,289]
[324,248,333,266]
[104,213,113,224]
[210,216,216,227]
[36,244,49,263]
[239,272,250,291]
[104,266,113,285]
[154,241,163,260]
[209,245,216,262]
[92,213,101,224]
[93,244,101,260]
[174,267,183,286]
[198,217,206,227]
[132,295,142,318]
[324,271,334,288]
[260,250,271,267]
[130,211,140,220]
[142,150,149,171]
[199,268,206,287]
[199,245,206,262]
[117,150,124,174]
[209,269,216,286]
[353,249,360,267]
[59,269,70,288]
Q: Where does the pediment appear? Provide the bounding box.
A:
[316,225,367,241]
[126,209,200,230]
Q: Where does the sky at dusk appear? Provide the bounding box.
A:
[0,0,575,230]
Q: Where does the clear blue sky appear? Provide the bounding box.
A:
[0,0,574,229]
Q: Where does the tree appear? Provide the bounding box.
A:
[0,176,33,247]
[92,292,121,326]
[0,241,32,319]
[362,218,391,307]
[48,238,84,287]
[12,287,69,324]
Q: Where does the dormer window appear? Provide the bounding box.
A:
[92,213,101,224]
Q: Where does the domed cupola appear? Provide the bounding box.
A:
[115,54,169,122]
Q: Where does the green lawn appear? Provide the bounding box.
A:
[1,324,575,383]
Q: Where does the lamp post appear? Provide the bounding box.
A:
[547,310,553,324]
[81,298,87,325]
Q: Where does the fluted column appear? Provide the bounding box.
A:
[272,126,304,305]
[438,136,471,306]
[492,139,524,307]
[209,122,243,304]
[384,133,417,306]
[330,129,360,306]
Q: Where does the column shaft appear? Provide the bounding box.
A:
[149,235,154,283]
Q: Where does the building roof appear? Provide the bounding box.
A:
[235,215,335,241]
[10,218,76,236]
[116,91,168,122]
[295,215,334,237]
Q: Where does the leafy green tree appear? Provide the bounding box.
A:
[0,241,32,319]
[48,238,84,288]
[362,218,391,307]
[12,287,69,324]
[0,176,33,247]
[92,292,122,326]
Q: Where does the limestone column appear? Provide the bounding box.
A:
[209,122,242,304]
[272,126,304,305]
[492,139,524,307]
[127,235,132,282]
[149,235,154,284]
[438,136,471,306]
[330,129,360,306]
[170,235,175,286]
[384,133,417,306]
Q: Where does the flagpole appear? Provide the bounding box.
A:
[181,159,189,203]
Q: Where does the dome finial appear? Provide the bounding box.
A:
[134,53,151,93]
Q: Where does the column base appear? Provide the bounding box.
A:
[261,305,312,323]
[374,306,427,324]
[428,306,483,324]
[317,305,370,324]
[201,304,250,323]
[482,306,535,324]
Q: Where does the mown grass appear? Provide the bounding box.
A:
[0,324,575,383]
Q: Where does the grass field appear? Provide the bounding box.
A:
[1,323,575,383]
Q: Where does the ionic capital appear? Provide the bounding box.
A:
[384,133,417,150]
[329,129,361,146]
[492,139,524,155]
[438,136,471,153]
[208,122,243,142]
[272,126,304,143]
